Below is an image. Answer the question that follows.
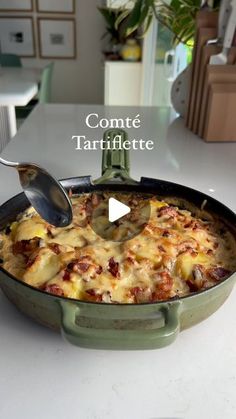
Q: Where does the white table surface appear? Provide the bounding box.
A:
[0,67,40,106]
[0,104,236,419]
[0,67,41,83]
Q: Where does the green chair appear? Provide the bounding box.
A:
[16,63,54,120]
[0,53,22,67]
[38,62,54,104]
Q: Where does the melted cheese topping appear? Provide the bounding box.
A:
[0,192,236,303]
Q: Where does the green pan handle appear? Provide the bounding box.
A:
[95,129,137,185]
[59,301,182,350]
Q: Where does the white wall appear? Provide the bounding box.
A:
[0,0,105,104]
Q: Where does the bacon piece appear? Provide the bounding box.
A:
[207,249,213,255]
[48,243,61,255]
[150,290,170,301]
[85,193,102,218]
[78,262,91,272]
[67,258,90,273]
[130,286,143,297]
[85,288,102,302]
[157,206,178,218]
[96,265,103,275]
[184,220,202,230]
[157,271,173,292]
[75,262,90,272]
[207,267,231,281]
[177,239,198,255]
[43,284,64,296]
[65,257,102,280]
[151,271,173,301]
[63,260,89,282]
[63,270,71,281]
[162,229,171,237]
[126,256,135,264]
[184,220,192,228]
[186,280,199,292]
[13,238,40,255]
[85,288,96,296]
[108,257,120,278]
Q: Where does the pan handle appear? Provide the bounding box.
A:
[59,300,182,350]
[94,129,137,185]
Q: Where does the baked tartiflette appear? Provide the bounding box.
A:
[0,192,235,303]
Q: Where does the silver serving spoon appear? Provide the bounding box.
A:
[0,157,73,227]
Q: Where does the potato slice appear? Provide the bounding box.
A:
[23,248,60,287]
[14,219,47,242]
[49,228,86,247]
[175,252,211,280]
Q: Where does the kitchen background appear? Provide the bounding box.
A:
[0,0,189,106]
[0,0,105,104]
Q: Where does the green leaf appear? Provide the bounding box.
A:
[123,0,144,36]
[115,9,130,29]
[98,7,116,27]
[141,13,154,36]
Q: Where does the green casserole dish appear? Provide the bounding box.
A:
[0,130,235,349]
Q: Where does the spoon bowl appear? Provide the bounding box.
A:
[0,157,73,227]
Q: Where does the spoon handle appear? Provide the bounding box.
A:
[0,157,19,168]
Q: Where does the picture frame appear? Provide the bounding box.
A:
[37,18,76,59]
[0,0,33,12]
[0,17,35,57]
[36,0,75,14]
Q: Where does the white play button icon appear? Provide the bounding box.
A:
[89,192,150,241]
[108,197,131,223]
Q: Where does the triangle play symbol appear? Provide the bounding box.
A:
[108,197,131,223]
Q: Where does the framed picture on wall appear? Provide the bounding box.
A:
[37,18,76,59]
[36,0,75,14]
[0,17,35,57]
[0,0,33,12]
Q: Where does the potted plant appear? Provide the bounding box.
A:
[98,6,140,60]
[98,7,127,60]
[116,0,220,47]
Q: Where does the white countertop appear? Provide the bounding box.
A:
[0,67,40,106]
[0,105,236,419]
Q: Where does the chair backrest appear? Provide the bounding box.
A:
[0,53,22,67]
[39,63,54,104]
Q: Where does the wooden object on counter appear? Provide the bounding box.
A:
[193,47,236,135]
[198,60,236,137]
[186,11,218,129]
[191,43,220,133]
[203,83,236,141]
[187,30,218,130]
